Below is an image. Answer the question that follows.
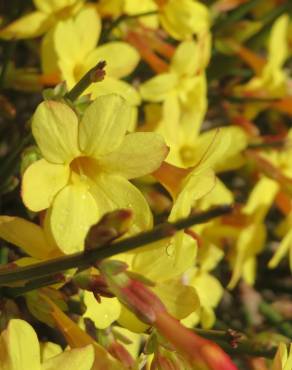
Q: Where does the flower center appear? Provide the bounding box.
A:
[69,156,100,184]
[180,145,196,167]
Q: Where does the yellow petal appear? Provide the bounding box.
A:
[54,6,101,64]
[228,223,266,289]
[50,184,99,254]
[83,293,121,329]
[118,305,149,333]
[79,94,132,158]
[132,233,196,281]
[1,319,41,370]
[267,14,289,71]
[271,343,287,370]
[125,0,158,28]
[159,92,181,149]
[85,42,140,78]
[33,0,82,13]
[0,216,54,260]
[191,272,223,309]
[32,101,79,164]
[89,77,141,106]
[169,169,216,220]
[171,40,199,76]
[100,132,168,179]
[160,0,209,40]
[22,159,69,212]
[194,126,247,172]
[269,229,292,270]
[0,11,52,39]
[191,128,231,173]
[40,342,62,362]
[152,280,199,319]
[43,345,94,370]
[140,73,178,102]
[91,174,153,231]
[41,29,59,75]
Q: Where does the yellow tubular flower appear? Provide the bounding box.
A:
[0,213,62,260]
[228,176,279,289]
[42,6,141,127]
[0,0,84,39]
[158,0,210,40]
[240,14,290,98]
[272,343,292,370]
[140,39,211,142]
[124,0,159,28]
[0,319,94,370]
[22,94,168,254]
[183,244,224,329]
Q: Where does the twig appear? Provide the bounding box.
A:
[193,328,277,359]
[0,205,232,288]
[100,10,158,43]
[64,61,106,101]
[259,301,292,339]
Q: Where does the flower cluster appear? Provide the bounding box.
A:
[0,1,292,369]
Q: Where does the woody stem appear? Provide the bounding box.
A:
[0,205,232,292]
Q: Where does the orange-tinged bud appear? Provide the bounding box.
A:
[154,311,239,370]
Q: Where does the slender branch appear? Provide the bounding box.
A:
[0,132,32,190]
[64,61,106,101]
[100,11,158,42]
[193,328,277,359]
[248,140,286,149]
[259,301,292,339]
[0,41,16,88]
[0,205,232,288]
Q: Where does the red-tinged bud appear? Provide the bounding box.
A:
[108,341,135,368]
[73,271,113,297]
[98,328,135,368]
[85,209,133,249]
[100,261,237,370]
[99,260,166,324]
[151,349,190,370]
[154,311,239,370]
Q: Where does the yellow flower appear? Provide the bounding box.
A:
[271,343,292,370]
[0,319,94,370]
[124,0,159,29]
[0,0,84,39]
[22,94,168,254]
[98,0,209,40]
[182,244,224,329]
[140,40,210,122]
[158,0,210,40]
[228,176,279,289]
[0,214,62,261]
[238,14,290,98]
[42,6,140,128]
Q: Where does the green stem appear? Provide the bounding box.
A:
[193,328,277,358]
[64,61,106,101]
[0,41,16,89]
[0,205,232,288]
[259,301,292,339]
[212,0,262,33]
[100,10,158,42]
[0,132,32,190]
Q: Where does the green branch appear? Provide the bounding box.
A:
[0,205,232,290]
[64,60,106,101]
[193,328,277,359]
[100,10,158,42]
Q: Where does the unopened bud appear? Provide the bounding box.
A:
[85,209,133,249]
